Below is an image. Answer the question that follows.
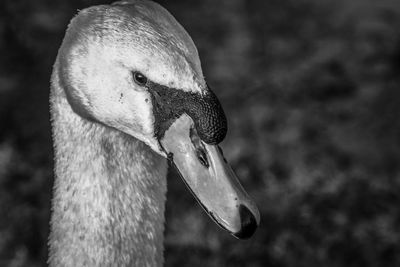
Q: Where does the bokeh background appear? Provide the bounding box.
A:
[1,0,400,266]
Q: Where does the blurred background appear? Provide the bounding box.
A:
[1,0,400,266]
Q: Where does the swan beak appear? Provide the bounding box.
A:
[160,114,260,239]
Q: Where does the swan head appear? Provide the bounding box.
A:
[57,0,259,239]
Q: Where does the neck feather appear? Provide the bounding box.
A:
[48,65,168,267]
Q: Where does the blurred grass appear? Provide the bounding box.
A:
[1,0,400,266]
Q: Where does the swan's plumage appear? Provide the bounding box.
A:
[50,60,168,266]
[49,1,259,266]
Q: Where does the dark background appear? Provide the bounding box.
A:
[1,0,400,266]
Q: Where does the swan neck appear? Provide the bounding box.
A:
[48,66,168,267]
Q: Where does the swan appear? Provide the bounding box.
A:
[49,0,260,266]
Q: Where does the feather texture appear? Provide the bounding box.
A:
[49,58,168,266]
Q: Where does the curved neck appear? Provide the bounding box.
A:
[48,64,168,267]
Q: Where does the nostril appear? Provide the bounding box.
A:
[190,125,209,168]
[196,147,209,168]
[233,205,258,239]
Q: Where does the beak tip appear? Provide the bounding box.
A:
[232,204,259,240]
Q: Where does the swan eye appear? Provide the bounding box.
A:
[132,72,148,86]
